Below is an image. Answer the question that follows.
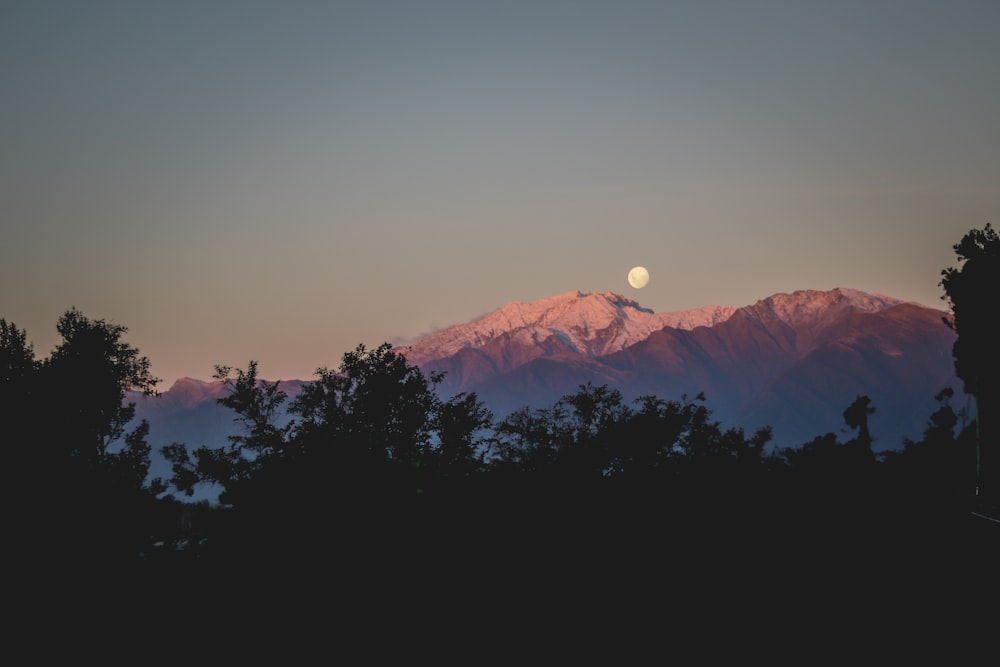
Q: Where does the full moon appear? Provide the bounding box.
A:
[627,266,650,289]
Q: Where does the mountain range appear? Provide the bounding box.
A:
[132,287,964,497]
[395,287,962,448]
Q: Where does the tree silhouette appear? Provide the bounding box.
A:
[162,360,293,511]
[0,318,35,388]
[488,382,778,539]
[163,342,495,570]
[433,391,494,477]
[843,394,874,445]
[3,309,162,576]
[842,394,877,470]
[882,387,969,511]
[7,300,992,624]
[940,223,1000,499]
[1,319,37,473]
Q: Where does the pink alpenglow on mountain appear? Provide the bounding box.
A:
[133,286,961,502]
[396,287,958,450]
[398,290,737,369]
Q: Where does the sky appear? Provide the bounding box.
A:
[2,0,998,388]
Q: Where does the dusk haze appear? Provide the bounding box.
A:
[5,2,1000,646]
[3,1,997,388]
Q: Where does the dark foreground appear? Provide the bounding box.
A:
[14,486,999,660]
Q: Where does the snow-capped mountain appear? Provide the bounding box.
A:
[397,290,736,393]
[397,287,960,449]
[133,286,961,500]
[603,290,957,448]
[401,290,736,364]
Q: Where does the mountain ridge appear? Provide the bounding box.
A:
[145,287,920,390]
[131,286,961,499]
[396,290,738,369]
[394,287,958,449]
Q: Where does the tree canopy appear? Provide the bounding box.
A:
[6,219,999,615]
[941,223,1000,497]
[3,308,162,575]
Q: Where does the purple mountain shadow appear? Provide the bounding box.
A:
[133,287,962,500]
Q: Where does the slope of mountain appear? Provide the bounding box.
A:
[400,288,960,450]
[608,294,959,448]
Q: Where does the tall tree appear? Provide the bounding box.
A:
[940,223,1000,498]
[883,387,969,506]
[0,319,35,384]
[1,319,37,455]
[164,360,294,507]
[843,394,876,453]
[164,343,494,527]
[6,308,162,571]
[434,391,494,476]
[39,308,159,475]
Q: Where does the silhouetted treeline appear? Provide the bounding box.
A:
[155,349,980,562]
[941,222,1000,499]
[4,325,979,576]
[4,225,1000,625]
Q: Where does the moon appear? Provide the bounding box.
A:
[627,266,649,289]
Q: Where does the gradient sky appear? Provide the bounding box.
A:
[2,0,998,387]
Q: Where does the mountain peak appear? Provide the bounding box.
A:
[398,286,953,447]
[582,290,655,314]
[170,376,217,389]
[396,286,926,374]
[398,289,735,367]
[748,287,904,328]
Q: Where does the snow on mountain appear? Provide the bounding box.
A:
[125,286,961,501]
[747,288,903,329]
[398,290,736,367]
[391,286,957,450]
[658,304,739,331]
